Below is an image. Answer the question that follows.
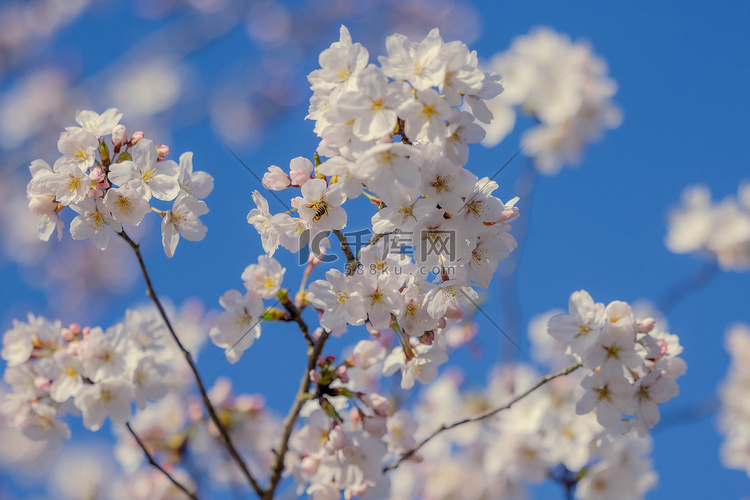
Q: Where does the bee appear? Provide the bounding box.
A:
[313,201,328,221]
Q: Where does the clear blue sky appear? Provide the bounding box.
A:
[0,1,748,498]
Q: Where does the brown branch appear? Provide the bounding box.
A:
[263,329,332,500]
[118,231,264,497]
[278,289,313,347]
[384,362,583,472]
[332,229,384,276]
[126,422,198,500]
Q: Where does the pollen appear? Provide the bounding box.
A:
[115,196,134,214]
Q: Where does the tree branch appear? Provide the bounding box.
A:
[384,362,583,471]
[263,329,332,500]
[332,229,384,276]
[118,231,264,497]
[126,422,198,500]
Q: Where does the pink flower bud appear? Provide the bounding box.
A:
[156,144,170,160]
[111,125,127,148]
[336,365,349,383]
[129,131,144,146]
[61,328,76,342]
[81,326,91,339]
[69,323,82,335]
[289,157,314,187]
[34,377,51,391]
[263,165,291,191]
[309,370,322,383]
[89,167,106,183]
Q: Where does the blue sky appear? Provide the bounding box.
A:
[0,0,748,498]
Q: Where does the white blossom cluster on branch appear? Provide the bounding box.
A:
[25,109,213,257]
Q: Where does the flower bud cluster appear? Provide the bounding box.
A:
[665,182,750,271]
[482,27,622,175]
[548,290,685,429]
[0,307,186,448]
[25,108,213,257]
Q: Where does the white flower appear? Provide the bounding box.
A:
[398,87,452,145]
[293,178,347,231]
[308,25,369,95]
[582,320,642,376]
[383,342,448,389]
[385,409,418,454]
[177,151,214,199]
[108,139,180,201]
[161,193,209,258]
[209,290,264,363]
[334,65,406,142]
[51,162,90,205]
[307,269,366,335]
[378,28,446,91]
[69,108,123,138]
[548,290,606,354]
[48,350,84,403]
[576,370,635,428]
[103,184,151,227]
[132,355,168,410]
[371,185,434,234]
[241,255,285,299]
[69,198,121,250]
[55,129,99,172]
[354,143,419,195]
[74,379,134,431]
[247,190,281,255]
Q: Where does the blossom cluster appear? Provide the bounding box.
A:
[113,377,280,493]
[0,304,205,450]
[25,108,213,257]
[235,26,519,383]
[549,290,685,430]
[665,182,750,271]
[281,291,676,500]
[481,27,622,175]
[718,323,750,476]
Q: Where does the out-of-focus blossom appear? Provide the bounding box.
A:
[481,27,622,175]
[665,182,750,271]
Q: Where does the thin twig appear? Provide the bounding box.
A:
[263,329,332,500]
[126,422,198,500]
[332,229,383,276]
[118,231,264,498]
[384,362,582,471]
